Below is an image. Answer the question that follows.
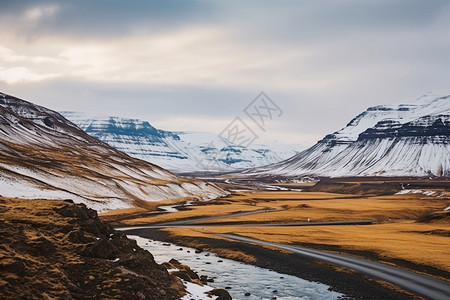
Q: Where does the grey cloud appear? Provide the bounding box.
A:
[0,0,449,145]
[0,0,217,38]
[4,0,448,41]
[0,78,254,119]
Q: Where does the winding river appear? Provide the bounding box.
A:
[128,235,343,300]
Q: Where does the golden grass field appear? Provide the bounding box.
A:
[104,188,450,276]
[164,221,450,271]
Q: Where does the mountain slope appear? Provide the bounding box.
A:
[61,112,300,173]
[0,92,226,212]
[243,94,450,178]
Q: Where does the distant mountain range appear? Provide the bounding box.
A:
[61,112,301,174]
[0,92,226,212]
[242,94,450,178]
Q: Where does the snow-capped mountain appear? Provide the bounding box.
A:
[243,94,450,178]
[61,112,301,173]
[0,92,226,212]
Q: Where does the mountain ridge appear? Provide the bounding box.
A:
[0,92,227,212]
[61,111,301,173]
[242,94,450,178]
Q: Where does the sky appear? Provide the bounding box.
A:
[0,0,449,146]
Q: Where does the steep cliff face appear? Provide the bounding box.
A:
[0,92,227,212]
[243,94,450,178]
[61,112,300,173]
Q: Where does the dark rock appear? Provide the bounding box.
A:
[210,288,232,300]
[171,266,200,282]
[245,292,251,296]
[30,237,56,256]
[169,258,181,265]
[81,238,114,259]
[43,116,54,128]
[0,259,26,276]
[67,230,94,244]
[164,259,199,282]
[56,204,89,219]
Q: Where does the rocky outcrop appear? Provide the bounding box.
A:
[0,198,184,300]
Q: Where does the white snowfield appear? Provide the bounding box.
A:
[0,92,227,212]
[61,112,302,173]
[243,94,450,178]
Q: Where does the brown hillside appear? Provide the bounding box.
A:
[0,197,184,300]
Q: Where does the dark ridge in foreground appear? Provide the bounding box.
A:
[0,198,184,300]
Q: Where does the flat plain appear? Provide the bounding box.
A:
[106,179,450,281]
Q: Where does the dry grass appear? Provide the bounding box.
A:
[120,190,448,226]
[120,203,265,225]
[213,248,257,263]
[197,194,448,224]
[1,197,76,228]
[164,222,450,272]
[160,228,257,263]
[108,188,450,274]
[118,191,358,225]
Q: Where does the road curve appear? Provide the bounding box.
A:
[217,234,450,300]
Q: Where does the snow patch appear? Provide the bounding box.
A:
[395,189,437,196]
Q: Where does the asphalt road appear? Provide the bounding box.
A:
[116,208,376,230]
[217,234,450,300]
[117,209,449,299]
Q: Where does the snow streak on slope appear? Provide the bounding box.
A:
[0,92,227,211]
[244,94,450,178]
[61,112,301,173]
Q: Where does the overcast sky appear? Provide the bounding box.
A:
[0,0,449,146]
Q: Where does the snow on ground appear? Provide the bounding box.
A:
[395,189,437,196]
[180,280,217,300]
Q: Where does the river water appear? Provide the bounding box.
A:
[128,235,343,300]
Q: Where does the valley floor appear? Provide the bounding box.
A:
[108,179,450,299]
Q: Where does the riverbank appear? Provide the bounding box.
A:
[123,228,418,300]
[109,184,449,299]
[110,189,450,277]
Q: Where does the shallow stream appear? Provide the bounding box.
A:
[128,235,343,300]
